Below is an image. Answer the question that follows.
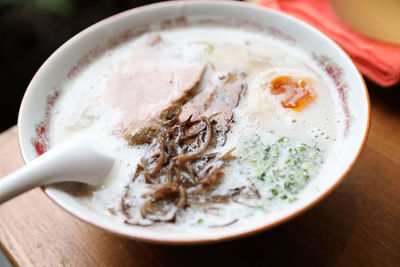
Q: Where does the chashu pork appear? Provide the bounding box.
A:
[105,34,206,145]
[179,72,246,143]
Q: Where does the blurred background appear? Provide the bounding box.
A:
[0,0,165,132]
[1,0,398,133]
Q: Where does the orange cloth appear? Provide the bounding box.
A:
[259,0,400,87]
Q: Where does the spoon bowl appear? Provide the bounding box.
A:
[0,137,115,204]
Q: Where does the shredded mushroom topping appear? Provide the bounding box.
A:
[120,107,258,225]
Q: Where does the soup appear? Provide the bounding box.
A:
[45,23,343,228]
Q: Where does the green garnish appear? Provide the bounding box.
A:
[271,188,278,196]
[259,172,266,181]
[278,137,289,143]
[239,134,324,205]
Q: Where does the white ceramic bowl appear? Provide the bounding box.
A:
[18,1,370,244]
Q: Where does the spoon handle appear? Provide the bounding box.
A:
[0,157,50,203]
[0,146,73,203]
[0,138,114,204]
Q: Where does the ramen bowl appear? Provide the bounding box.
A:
[18,1,370,244]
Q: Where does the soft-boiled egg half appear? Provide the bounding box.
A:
[243,68,318,118]
[240,68,337,145]
[268,74,316,111]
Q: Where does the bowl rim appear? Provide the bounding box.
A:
[17,0,371,244]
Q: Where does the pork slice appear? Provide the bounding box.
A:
[180,72,246,136]
[105,34,206,145]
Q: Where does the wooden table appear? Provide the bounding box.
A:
[1,78,399,266]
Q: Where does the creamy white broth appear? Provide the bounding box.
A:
[48,26,341,227]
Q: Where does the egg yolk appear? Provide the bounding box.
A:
[269,75,316,111]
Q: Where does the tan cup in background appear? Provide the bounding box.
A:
[331,0,400,45]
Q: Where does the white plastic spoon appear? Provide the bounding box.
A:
[0,137,115,204]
